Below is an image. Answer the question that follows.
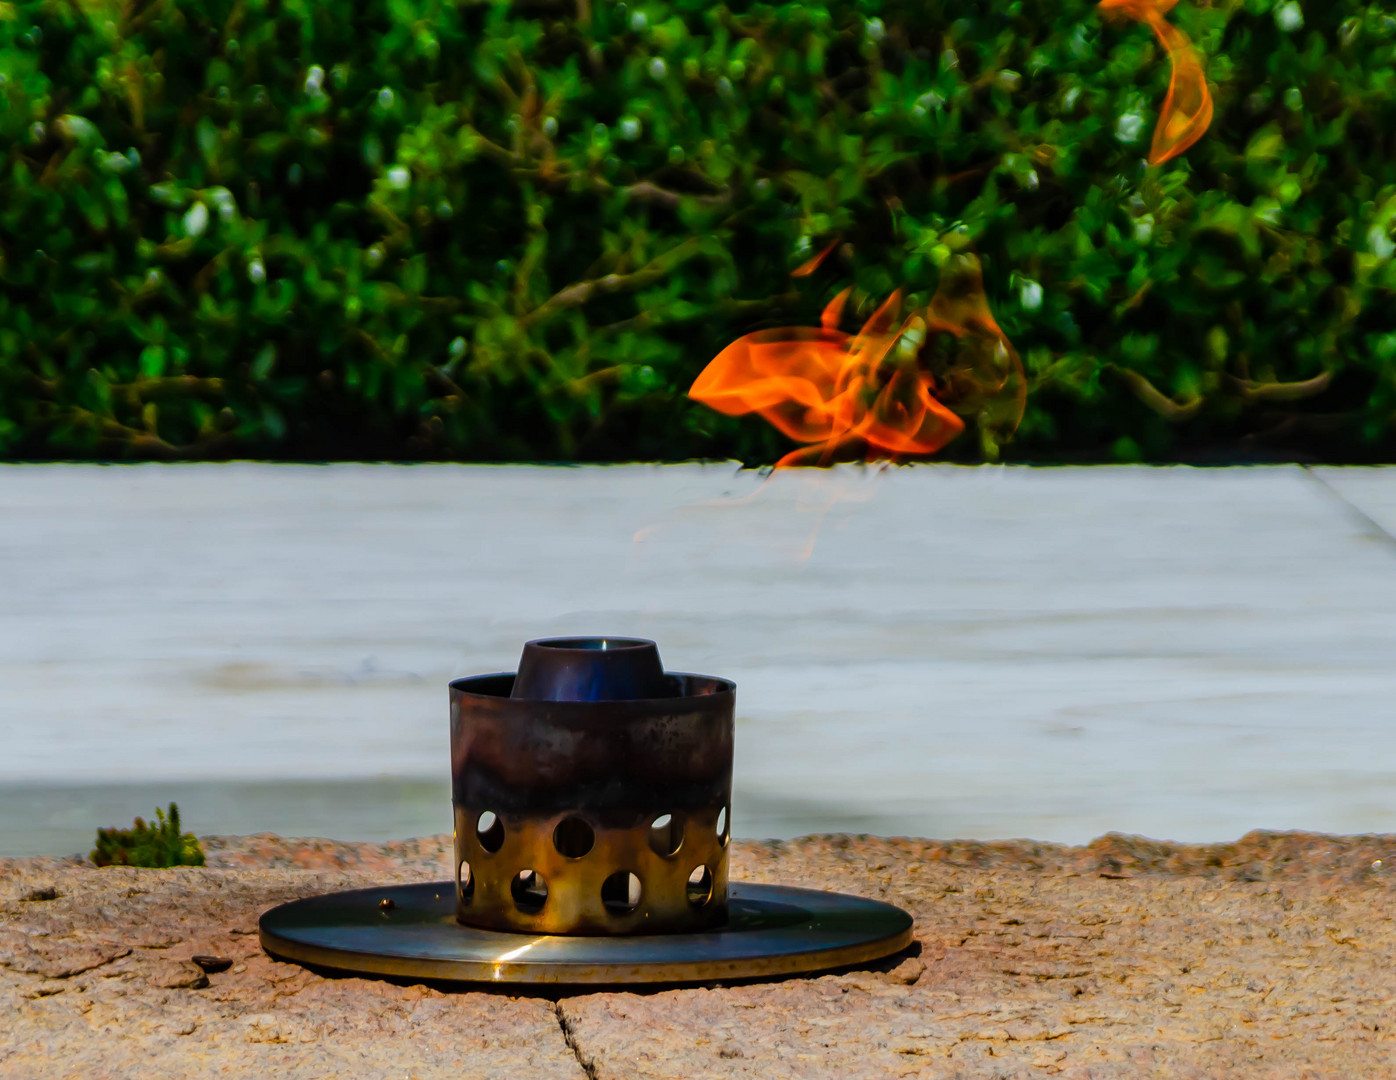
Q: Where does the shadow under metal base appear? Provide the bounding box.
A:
[259,881,913,986]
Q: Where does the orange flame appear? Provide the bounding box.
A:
[791,237,841,278]
[1099,0,1214,164]
[689,255,1023,468]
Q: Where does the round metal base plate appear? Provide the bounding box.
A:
[259,881,913,986]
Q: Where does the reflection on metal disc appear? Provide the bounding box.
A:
[259,881,913,986]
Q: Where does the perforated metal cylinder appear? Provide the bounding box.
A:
[449,664,735,936]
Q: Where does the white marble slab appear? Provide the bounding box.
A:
[2,463,1394,854]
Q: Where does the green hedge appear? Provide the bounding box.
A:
[2,0,1395,463]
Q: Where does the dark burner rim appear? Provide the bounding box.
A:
[523,635,657,653]
[450,671,735,705]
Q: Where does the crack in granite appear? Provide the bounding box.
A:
[556,1001,600,1080]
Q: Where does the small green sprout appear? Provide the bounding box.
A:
[91,803,206,868]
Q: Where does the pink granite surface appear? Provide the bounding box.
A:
[3,830,1393,1078]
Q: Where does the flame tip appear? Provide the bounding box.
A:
[1102,0,1213,163]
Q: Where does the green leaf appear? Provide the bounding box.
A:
[138,346,166,379]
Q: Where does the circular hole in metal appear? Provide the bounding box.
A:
[648,813,682,858]
[510,869,548,913]
[458,860,474,904]
[476,810,504,853]
[601,871,642,915]
[686,865,713,907]
[716,805,729,846]
[553,816,595,859]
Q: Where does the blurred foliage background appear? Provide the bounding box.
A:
[1,0,1395,463]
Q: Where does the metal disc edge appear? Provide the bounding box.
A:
[258,882,914,987]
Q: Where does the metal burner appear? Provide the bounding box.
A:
[259,636,914,986]
[451,637,733,936]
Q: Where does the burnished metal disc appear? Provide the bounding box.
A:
[259,881,913,986]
